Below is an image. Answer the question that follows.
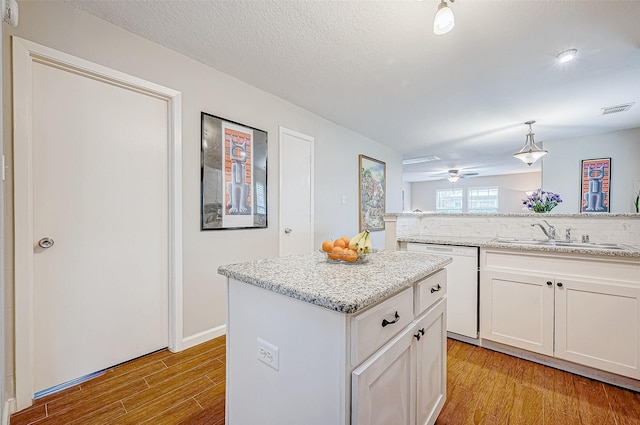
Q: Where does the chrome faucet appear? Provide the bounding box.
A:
[531,220,556,240]
[565,227,571,242]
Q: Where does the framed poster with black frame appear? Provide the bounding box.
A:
[200,112,268,230]
[580,157,610,213]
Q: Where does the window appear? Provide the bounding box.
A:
[436,188,463,213]
[468,187,499,213]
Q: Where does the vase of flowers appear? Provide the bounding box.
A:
[523,189,563,213]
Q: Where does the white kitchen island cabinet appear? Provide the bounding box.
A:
[218,250,450,425]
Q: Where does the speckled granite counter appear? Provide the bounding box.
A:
[398,235,640,258]
[218,250,451,314]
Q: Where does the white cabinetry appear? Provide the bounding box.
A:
[352,297,446,425]
[480,249,640,379]
[226,269,447,425]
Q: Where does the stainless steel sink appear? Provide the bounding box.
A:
[491,238,636,251]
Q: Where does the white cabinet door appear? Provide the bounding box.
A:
[480,270,554,356]
[414,298,447,425]
[352,324,417,425]
[555,277,640,379]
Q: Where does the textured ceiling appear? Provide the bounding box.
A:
[64,0,640,182]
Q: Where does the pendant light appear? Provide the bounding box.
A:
[433,0,455,35]
[513,121,548,166]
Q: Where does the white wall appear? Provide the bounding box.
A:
[410,172,541,213]
[542,127,640,214]
[2,1,402,400]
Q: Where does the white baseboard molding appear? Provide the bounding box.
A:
[481,339,640,392]
[447,331,481,346]
[3,398,16,425]
[180,324,227,351]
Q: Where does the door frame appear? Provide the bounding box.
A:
[12,37,183,410]
[278,127,314,256]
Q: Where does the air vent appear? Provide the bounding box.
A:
[402,155,441,165]
[601,103,635,115]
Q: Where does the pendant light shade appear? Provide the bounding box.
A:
[433,0,455,35]
[514,121,548,166]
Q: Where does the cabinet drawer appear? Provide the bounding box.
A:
[415,269,447,315]
[351,287,414,366]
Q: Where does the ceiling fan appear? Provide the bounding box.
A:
[437,169,479,182]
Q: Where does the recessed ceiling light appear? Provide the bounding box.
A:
[557,48,578,63]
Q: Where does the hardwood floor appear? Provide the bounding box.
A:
[11,336,640,424]
[10,336,227,425]
[437,339,640,425]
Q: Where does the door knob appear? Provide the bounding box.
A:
[38,237,55,249]
[284,228,292,234]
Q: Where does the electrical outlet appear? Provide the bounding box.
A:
[257,338,279,371]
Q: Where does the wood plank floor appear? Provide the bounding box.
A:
[11,337,640,424]
[10,336,227,425]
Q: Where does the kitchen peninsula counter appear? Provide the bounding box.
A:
[398,235,640,258]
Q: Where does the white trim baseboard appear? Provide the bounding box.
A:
[180,325,227,351]
[3,398,16,425]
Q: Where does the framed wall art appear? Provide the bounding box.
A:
[201,112,268,230]
[580,157,610,213]
[359,155,386,232]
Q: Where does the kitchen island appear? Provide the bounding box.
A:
[218,250,451,425]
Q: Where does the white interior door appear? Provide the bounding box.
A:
[279,127,314,256]
[13,38,182,405]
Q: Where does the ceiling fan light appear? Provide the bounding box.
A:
[433,1,455,35]
[447,175,460,183]
[513,121,548,166]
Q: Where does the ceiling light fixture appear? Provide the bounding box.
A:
[433,0,455,35]
[514,121,548,166]
[447,170,460,182]
[556,48,578,63]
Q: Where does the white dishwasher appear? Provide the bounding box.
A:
[406,243,479,339]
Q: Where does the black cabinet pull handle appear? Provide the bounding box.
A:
[381,311,400,327]
[430,284,442,294]
[413,328,425,341]
[557,282,564,288]
[546,281,553,286]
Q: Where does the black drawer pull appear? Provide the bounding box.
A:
[557,282,564,288]
[381,311,400,327]
[414,328,425,341]
[430,284,442,294]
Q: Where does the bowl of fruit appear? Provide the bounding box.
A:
[320,231,374,264]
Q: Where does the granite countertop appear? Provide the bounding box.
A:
[218,250,451,314]
[398,235,640,258]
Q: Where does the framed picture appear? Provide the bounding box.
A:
[580,157,610,213]
[359,155,386,232]
[201,112,268,230]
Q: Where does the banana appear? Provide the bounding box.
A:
[362,231,373,254]
[349,231,367,250]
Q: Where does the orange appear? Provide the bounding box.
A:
[321,240,334,253]
[341,236,351,247]
[334,239,347,249]
[328,246,345,260]
[344,249,358,262]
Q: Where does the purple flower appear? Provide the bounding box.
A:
[523,189,562,212]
